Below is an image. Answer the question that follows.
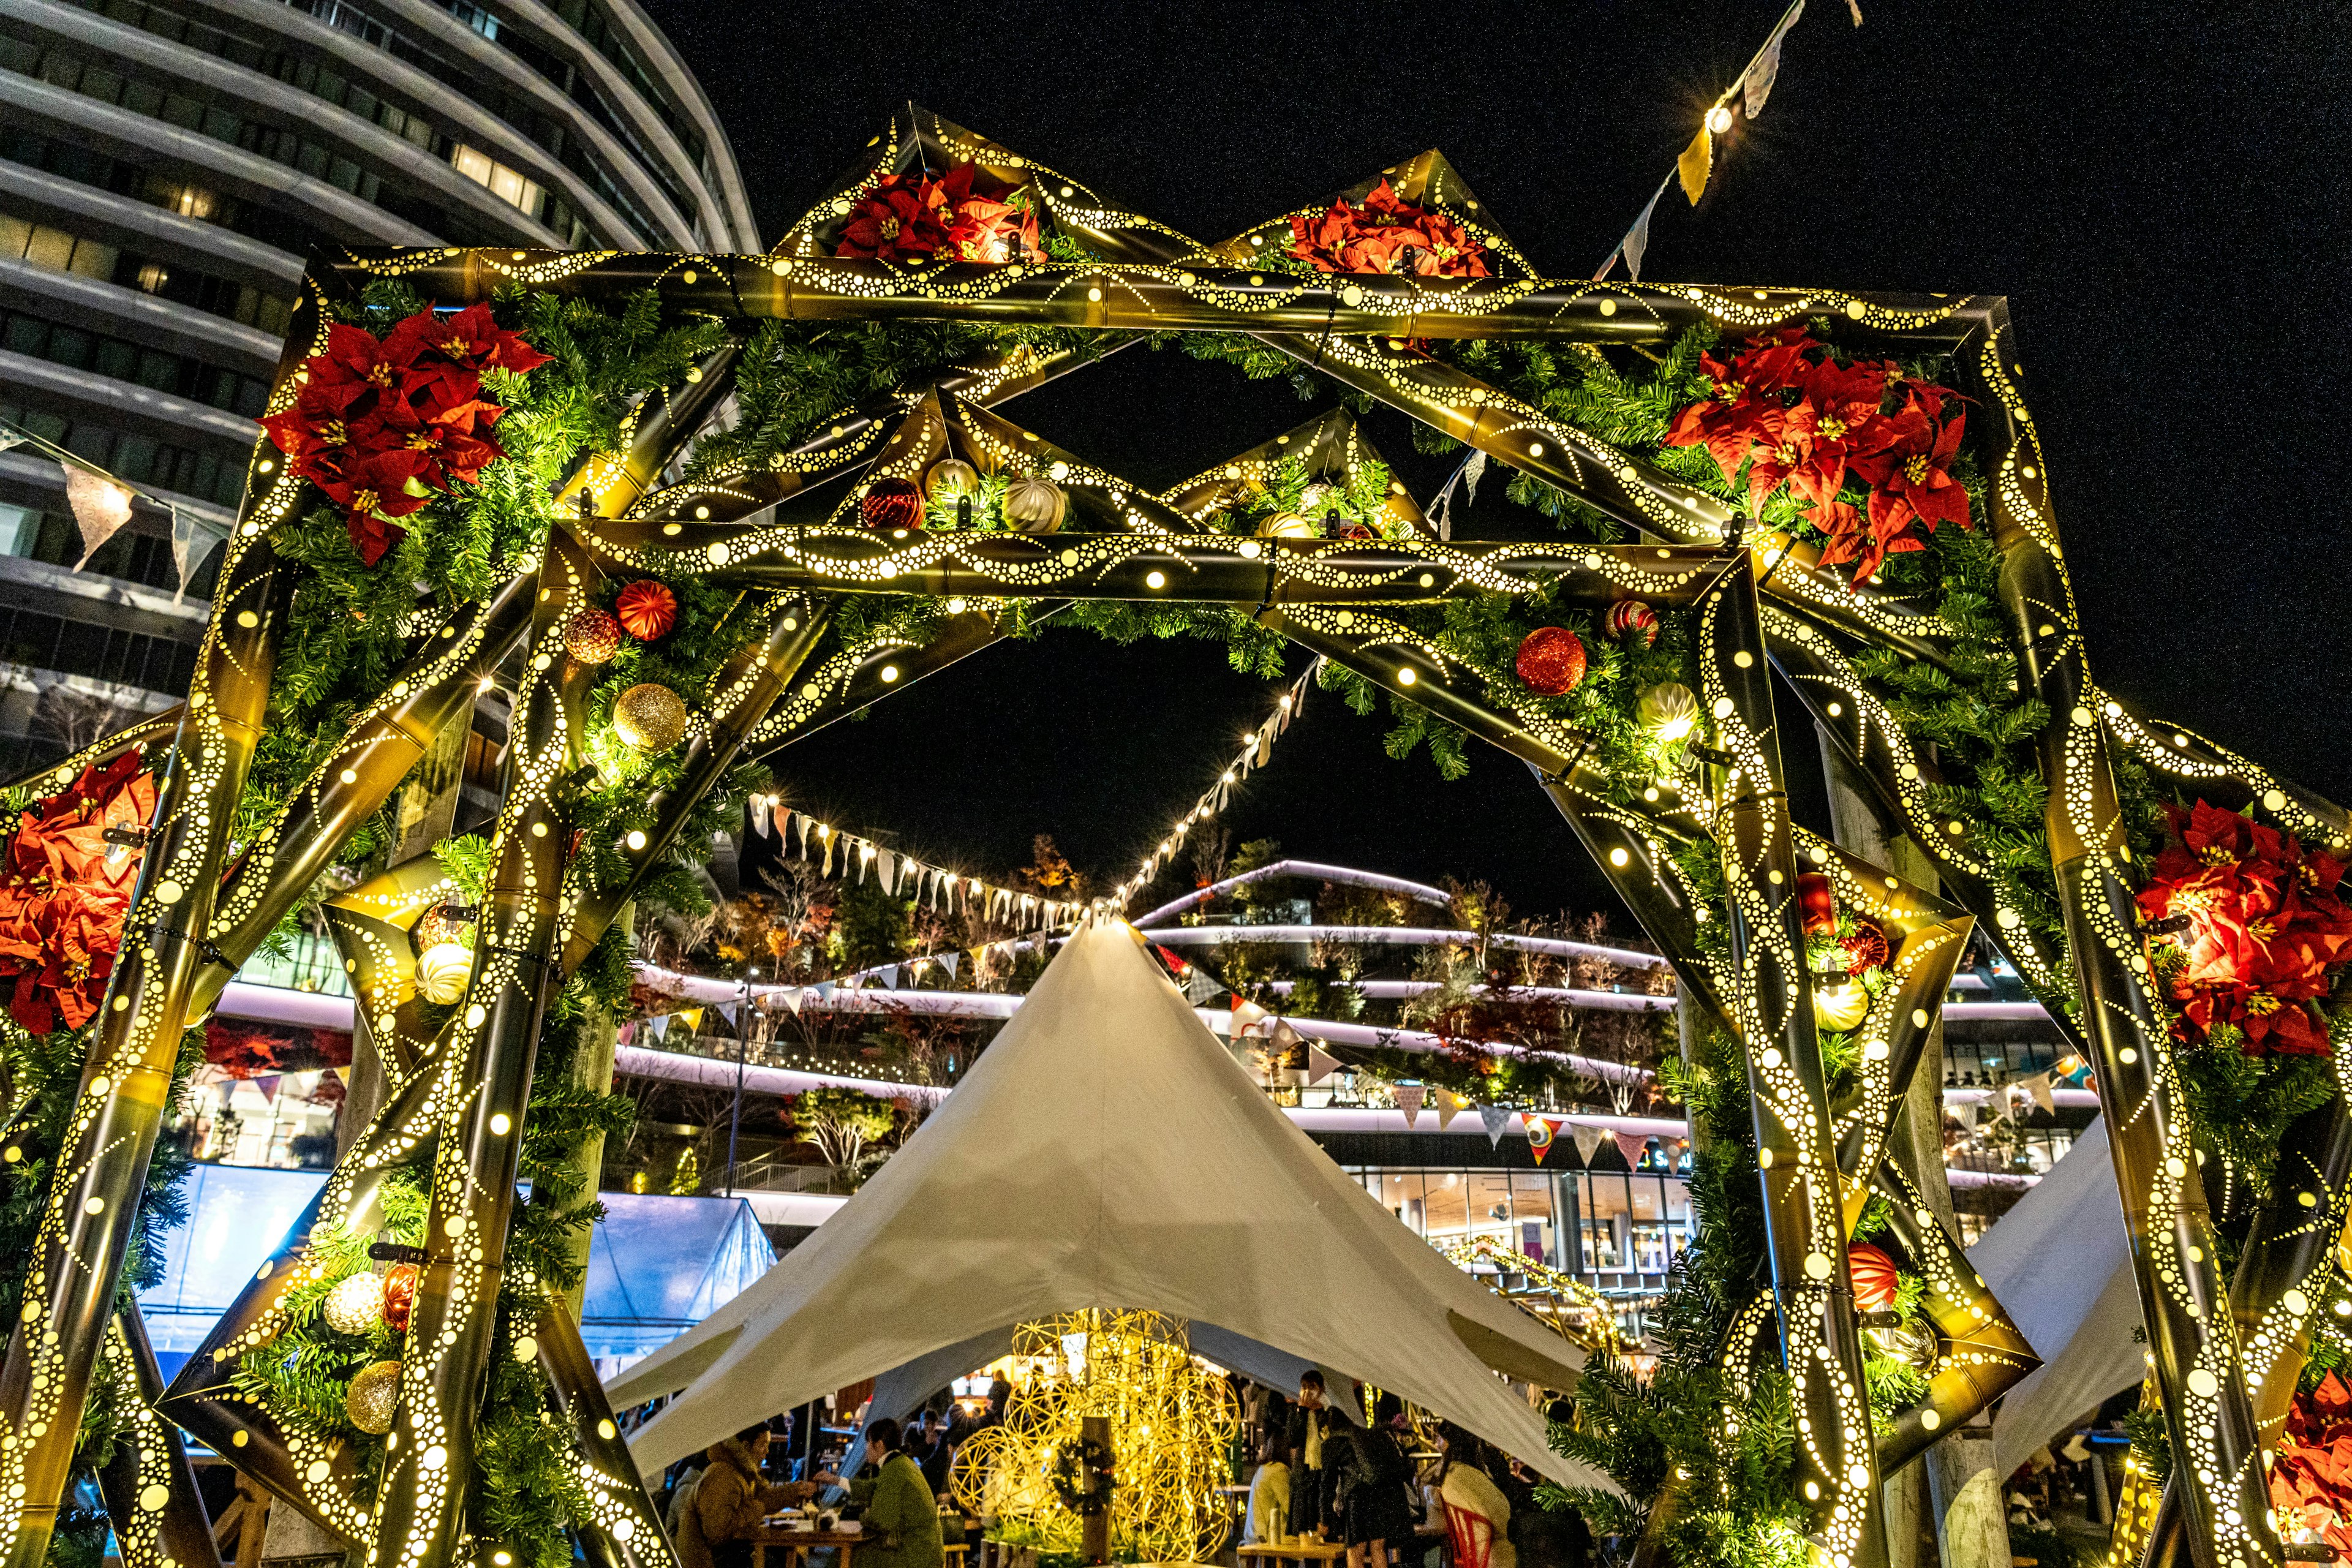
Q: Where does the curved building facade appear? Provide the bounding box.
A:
[0,0,758,769]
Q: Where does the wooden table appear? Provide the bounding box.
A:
[750,1526,862,1568]
[1238,1541,1348,1568]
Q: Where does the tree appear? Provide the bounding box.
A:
[1020,833,1087,900]
[790,1085,898,1186]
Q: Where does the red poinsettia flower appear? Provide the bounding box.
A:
[363,393,507,490]
[2138,799,2352,1057]
[0,755,154,1034]
[1851,385,1972,542]
[311,447,436,565]
[837,171,959,263]
[2272,1372,2352,1558]
[1286,180,1491,278]
[386,301,552,377]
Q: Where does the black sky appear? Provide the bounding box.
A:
[638,0,2352,923]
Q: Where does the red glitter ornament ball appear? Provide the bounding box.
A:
[1846,1243,1901,1314]
[615,580,677,641]
[382,1263,420,1334]
[860,476,924,532]
[1840,919,1890,976]
[1513,627,1587,695]
[1605,600,1660,648]
[1796,873,1838,936]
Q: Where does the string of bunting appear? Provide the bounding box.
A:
[1591,0,1848,284]
[0,415,228,601]
[1106,660,1321,910]
[758,805,1082,935]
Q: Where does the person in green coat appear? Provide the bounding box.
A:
[826,1418,943,1568]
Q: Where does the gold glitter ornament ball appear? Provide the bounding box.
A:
[345,1359,402,1434]
[614,682,688,752]
[925,458,981,503]
[563,607,624,665]
[323,1271,385,1335]
[415,942,473,1006]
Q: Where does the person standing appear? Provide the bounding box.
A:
[823,1417,944,1568]
[1286,1371,1339,1541]
[1335,1394,1417,1568]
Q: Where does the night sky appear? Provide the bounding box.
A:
[636,0,2352,924]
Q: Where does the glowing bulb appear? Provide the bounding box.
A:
[1654,714,1697,744]
[1706,105,1735,134]
[880,665,900,682]
[625,830,647,851]
[1396,667,1417,685]
[477,677,496,694]
[1145,570,1166,589]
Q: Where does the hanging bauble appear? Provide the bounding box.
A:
[615,580,677,641]
[322,1271,385,1336]
[413,903,474,953]
[1003,477,1067,533]
[1297,481,1339,513]
[1605,600,1660,649]
[345,1360,402,1435]
[1638,682,1698,742]
[925,458,981,503]
[1796,873,1838,937]
[1812,981,1871,1033]
[1255,512,1316,539]
[1846,1242,1902,1314]
[859,476,924,532]
[1513,628,1587,696]
[415,943,472,1006]
[1871,1316,1940,1373]
[562,607,622,666]
[381,1262,420,1334]
[1839,919,1890,976]
[614,682,688,753]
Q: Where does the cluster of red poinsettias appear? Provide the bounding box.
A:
[259,303,549,565]
[0,754,153,1035]
[2271,1371,2352,1556]
[2138,799,2352,1056]
[835,164,1045,266]
[1664,327,1972,584]
[1286,178,1490,278]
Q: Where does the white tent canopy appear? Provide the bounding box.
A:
[1966,1117,2147,1474]
[608,920,1615,1492]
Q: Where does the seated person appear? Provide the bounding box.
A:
[819,1417,943,1568]
[1434,1425,1515,1568]
[1245,1437,1292,1544]
[679,1423,821,1568]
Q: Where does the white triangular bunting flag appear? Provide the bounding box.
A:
[1745,1,1802,118]
[1570,1124,1607,1166]
[1231,999,1270,1038]
[715,1003,737,1027]
[941,951,960,980]
[780,988,804,1015]
[876,848,896,892]
[1306,1042,1339,1085]
[2027,1073,2056,1114]
[1395,1084,1425,1128]
[647,1014,670,1041]
[880,965,900,989]
[1478,1103,1512,1148]
[1435,1090,1463,1131]
[1623,186,1662,284]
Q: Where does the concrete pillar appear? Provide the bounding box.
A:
[1928,1433,2013,1568]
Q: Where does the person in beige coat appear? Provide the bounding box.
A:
[677,1424,821,1568]
[1435,1425,1516,1568]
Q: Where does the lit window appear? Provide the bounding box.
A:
[450,144,545,220]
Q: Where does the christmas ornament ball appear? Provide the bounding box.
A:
[615,580,678,641]
[345,1360,402,1435]
[1846,1242,1902,1314]
[1812,981,1871,1033]
[614,682,688,753]
[562,607,622,666]
[415,942,472,1006]
[1839,919,1891,976]
[382,1263,420,1334]
[1255,512,1316,540]
[1605,600,1660,649]
[1796,873,1838,937]
[1003,476,1067,533]
[924,458,981,503]
[1638,682,1699,740]
[859,477,924,531]
[323,1271,385,1335]
[1513,627,1587,696]
[413,903,473,953]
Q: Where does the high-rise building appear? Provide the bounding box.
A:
[0,0,758,771]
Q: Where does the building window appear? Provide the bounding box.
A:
[451,143,545,219]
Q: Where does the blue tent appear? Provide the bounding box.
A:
[137,1167,775,1379]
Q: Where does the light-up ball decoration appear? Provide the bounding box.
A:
[416,943,473,1006]
[1605,600,1660,649]
[860,477,924,531]
[322,1272,386,1336]
[614,682,688,753]
[562,608,622,666]
[616,580,678,641]
[1812,981,1871,1032]
[925,458,981,503]
[1513,627,1587,696]
[1004,477,1067,533]
[1638,682,1698,742]
[346,1360,402,1435]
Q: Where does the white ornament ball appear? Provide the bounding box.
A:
[415,942,472,1006]
[323,1271,385,1336]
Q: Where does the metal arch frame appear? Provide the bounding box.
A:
[0,105,2335,1568]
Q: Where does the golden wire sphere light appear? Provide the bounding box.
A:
[950,1310,1237,1563]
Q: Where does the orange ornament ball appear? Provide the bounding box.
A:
[1847,1242,1901,1314]
[615,581,677,641]
[1514,627,1587,696]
